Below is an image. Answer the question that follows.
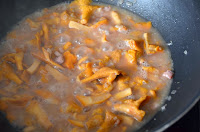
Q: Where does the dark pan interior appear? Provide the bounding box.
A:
[0,0,200,131]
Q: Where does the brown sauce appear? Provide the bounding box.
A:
[0,0,173,132]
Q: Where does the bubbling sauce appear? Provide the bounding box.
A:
[0,0,173,132]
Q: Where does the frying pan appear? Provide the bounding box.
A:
[0,0,199,131]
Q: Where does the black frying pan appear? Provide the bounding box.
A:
[0,0,199,131]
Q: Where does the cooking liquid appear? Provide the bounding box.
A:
[0,2,173,132]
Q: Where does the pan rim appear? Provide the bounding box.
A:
[154,96,200,132]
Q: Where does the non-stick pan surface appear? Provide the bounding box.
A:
[0,0,199,131]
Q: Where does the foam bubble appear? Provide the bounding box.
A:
[139,69,147,79]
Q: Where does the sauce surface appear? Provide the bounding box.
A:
[0,0,173,132]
